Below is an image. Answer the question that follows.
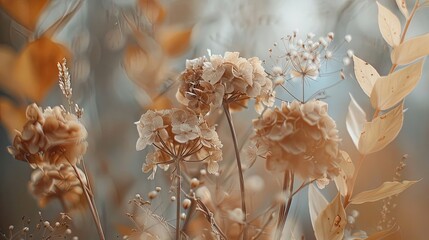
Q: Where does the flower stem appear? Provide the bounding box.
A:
[223,102,247,240]
[71,165,105,240]
[176,159,182,240]
[275,171,294,239]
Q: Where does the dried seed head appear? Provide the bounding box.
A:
[182,199,192,209]
[148,191,158,200]
[190,178,200,188]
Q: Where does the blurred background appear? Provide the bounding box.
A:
[0,0,428,239]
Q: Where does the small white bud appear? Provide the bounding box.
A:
[325,51,333,59]
[9,225,14,230]
[327,32,335,40]
[272,66,283,76]
[148,190,158,200]
[347,49,354,58]
[183,199,192,209]
[200,169,207,176]
[23,227,29,232]
[170,196,176,201]
[135,194,141,199]
[190,178,200,188]
[155,187,162,192]
[55,222,60,227]
[345,35,352,42]
[180,213,187,220]
[351,210,359,218]
[43,221,50,227]
[65,229,72,235]
[343,57,351,66]
[307,32,315,39]
[347,216,355,224]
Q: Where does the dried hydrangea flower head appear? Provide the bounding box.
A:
[8,103,88,167]
[29,163,87,208]
[250,99,341,179]
[135,108,222,179]
[176,51,274,115]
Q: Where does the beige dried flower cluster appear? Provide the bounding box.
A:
[251,99,342,179]
[29,164,87,208]
[8,103,88,167]
[176,52,274,115]
[136,108,222,179]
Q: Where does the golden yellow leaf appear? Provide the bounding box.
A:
[159,28,192,57]
[377,2,401,47]
[138,0,166,25]
[350,180,419,205]
[395,0,409,18]
[308,184,329,231]
[358,103,404,155]
[370,59,424,110]
[352,55,380,97]
[334,151,355,196]
[12,37,71,102]
[0,0,50,30]
[391,33,429,65]
[346,93,367,150]
[0,98,27,140]
[314,193,346,240]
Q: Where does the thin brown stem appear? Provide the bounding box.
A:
[176,159,182,240]
[275,171,294,240]
[71,165,105,240]
[223,102,247,240]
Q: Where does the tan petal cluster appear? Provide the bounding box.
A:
[28,164,86,208]
[251,100,341,179]
[8,103,88,167]
[176,52,274,115]
[136,109,222,179]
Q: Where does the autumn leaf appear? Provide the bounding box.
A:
[370,59,424,110]
[334,151,355,196]
[0,0,50,30]
[352,55,380,97]
[358,103,404,155]
[12,37,71,102]
[391,33,429,65]
[350,180,419,205]
[395,0,409,18]
[0,46,19,97]
[159,28,192,57]
[138,0,166,25]
[308,184,328,231]
[146,96,172,110]
[346,93,367,150]
[377,2,401,47]
[0,98,27,140]
[314,193,346,240]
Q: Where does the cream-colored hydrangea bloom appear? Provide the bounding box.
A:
[251,100,341,179]
[136,109,223,179]
[8,103,88,167]
[177,52,274,115]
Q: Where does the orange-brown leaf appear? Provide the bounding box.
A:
[0,98,27,140]
[159,28,192,57]
[138,0,166,25]
[0,0,50,30]
[146,96,172,110]
[12,37,71,102]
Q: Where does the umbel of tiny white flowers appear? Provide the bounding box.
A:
[135,108,223,179]
[176,51,274,115]
[250,99,342,180]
